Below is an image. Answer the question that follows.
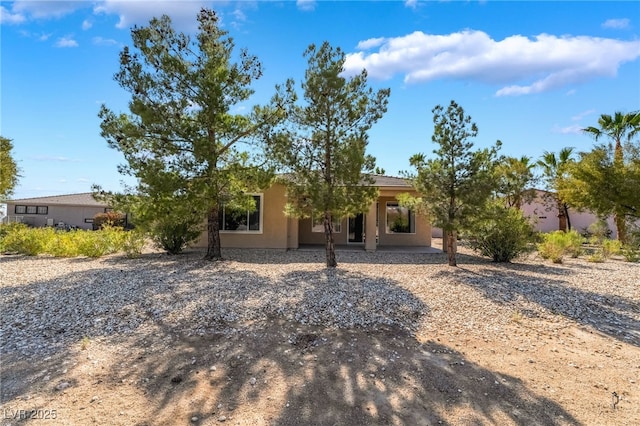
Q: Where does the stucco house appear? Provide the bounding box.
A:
[4,193,110,230]
[522,189,618,238]
[193,175,432,251]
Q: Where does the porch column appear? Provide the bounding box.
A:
[365,201,377,252]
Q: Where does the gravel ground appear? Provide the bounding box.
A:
[1,244,639,425]
[2,245,638,360]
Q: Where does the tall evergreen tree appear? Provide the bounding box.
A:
[263,42,390,267]
[404,101,500,266]
[98,9,273,260]
[494,155,537,209]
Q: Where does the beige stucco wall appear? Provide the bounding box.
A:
[193,184,290,249]
[377,195,431,247]
[5,202,106,230]
[522,195,618,238]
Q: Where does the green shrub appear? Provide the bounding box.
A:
[537,230,584,264]
[621,246,640,262]
[150,219,201,255]
[122,229,147,258]
[466,204,535,262]
[585,219,612,244]
[46,230,81,257]
[601,239,622,259]
[1,225,51,256]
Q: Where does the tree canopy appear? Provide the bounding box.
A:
[537,147,575,231]
[0,136,20,201]
[561,111,640,242]
[263,42,390,267]
[98,8,273,259]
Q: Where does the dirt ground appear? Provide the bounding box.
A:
[1,242,638,425]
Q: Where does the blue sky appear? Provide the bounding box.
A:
[2,0,639,200]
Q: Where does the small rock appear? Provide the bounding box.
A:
[55,382,70,391]
[210,366,217,371]
[249,377,257,386]
[90,395,99,402]
[218,416,227,422]
[191,416,198,422]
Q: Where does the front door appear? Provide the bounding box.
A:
[348,213,365,243]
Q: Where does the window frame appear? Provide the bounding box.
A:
[385,202,416,234]
[15,205,26,214]
[219,194,264,234]
[26,205,38,214]
[311,215,342,233]
[37,206,48,215]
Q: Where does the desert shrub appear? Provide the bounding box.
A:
[537,230,588,263]
[150,218,202,255]
[562,230,584,258]
[601,239,622,258]
[122,229,147,258]
[46,230,81,257]
[585,219,612,244]
[1,225,52,256]
[466,205,535,262]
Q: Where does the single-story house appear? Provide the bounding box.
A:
[3,193,110,230]
[193,175,432,251]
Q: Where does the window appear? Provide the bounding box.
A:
[312,215,342,233]
[386,202,415,234]
[26,206,37,214]
[219,195,262,232]
[37,206,48,215]
[15,205,26,214]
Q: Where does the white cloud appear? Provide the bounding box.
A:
[54,36,79,48]
[343,30,640,96]
[92,36,118,46]
[571,109,595,122]
[296,0,316,12]
[602,18,630,30]
[94,0,209,31]
[356,37,386,50]
[11,0,86,19]
[0,5,25,24]
[552,124,583,135]
[404,0,418,9]
[82,19,92,30]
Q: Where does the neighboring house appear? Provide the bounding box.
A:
[193,175,432,251]
[522,189,618,238]
[4,193,110,230]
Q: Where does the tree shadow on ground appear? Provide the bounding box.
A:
[447,265,640,347]
[1,256,581,425]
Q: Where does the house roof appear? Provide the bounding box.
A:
[370,175,412,187]
[7,193,109,207]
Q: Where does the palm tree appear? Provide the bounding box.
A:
[582,111,640,242]
[583,112,640,163]
[537,147,575,231]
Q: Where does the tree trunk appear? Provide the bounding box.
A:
[446,229,457,266]
[614,211,627,244]
[441,232,448,253]
[324,212,337,267]
[205,205,223,260]
[557,199,567,232]
[563,203,572,231]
